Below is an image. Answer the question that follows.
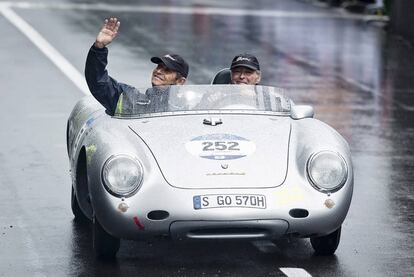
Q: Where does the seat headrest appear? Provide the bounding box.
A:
[211,68,231,84]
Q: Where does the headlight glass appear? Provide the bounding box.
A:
[307,151,347,192]
[102,155,143,197]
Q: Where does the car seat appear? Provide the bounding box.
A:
[211,68,231,84]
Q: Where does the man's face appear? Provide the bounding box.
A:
[231,67,261,85]
[151,63,184,86]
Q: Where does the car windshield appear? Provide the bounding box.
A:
[114,85,291,118]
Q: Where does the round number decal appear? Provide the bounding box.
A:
[185,134,256,160]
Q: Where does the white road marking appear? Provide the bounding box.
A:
[2,1,387,21]
[395,102,414,111]
[0,5,90,95]
[280,267,313,277]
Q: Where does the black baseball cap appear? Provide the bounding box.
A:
[230,53,260,71]
[151,54,189,78]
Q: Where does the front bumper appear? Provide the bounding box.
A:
[89,176,353,241]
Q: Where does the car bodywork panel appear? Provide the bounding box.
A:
[67,88,353,241]
[128,115,291,189]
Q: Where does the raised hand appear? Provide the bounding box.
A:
[94,17,120,48]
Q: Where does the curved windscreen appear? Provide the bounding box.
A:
[114,85,291,118]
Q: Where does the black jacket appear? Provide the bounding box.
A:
[85,45,137,115]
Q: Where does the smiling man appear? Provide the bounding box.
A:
[85,17,189,115]
[230,53,261,85]
[150,54,188,87]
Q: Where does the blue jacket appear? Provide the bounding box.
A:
[85,45,137,115]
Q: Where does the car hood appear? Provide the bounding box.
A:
[129,114,290,189]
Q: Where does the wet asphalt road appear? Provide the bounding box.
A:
[0,0,414,276]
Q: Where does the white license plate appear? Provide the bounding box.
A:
[193,194,266,209]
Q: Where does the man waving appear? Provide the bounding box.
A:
[85,18,189,115]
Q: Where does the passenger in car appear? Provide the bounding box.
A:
[230,53,261,85]
[211,54,261,85]
[85,17,189,115]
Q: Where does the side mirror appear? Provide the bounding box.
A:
[290,105,314,120]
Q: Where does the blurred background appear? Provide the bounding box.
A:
[0,0,413,276]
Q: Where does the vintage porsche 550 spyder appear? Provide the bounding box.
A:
[67,84,353,258]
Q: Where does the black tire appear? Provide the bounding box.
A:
[93,217,120,259]
[310,226,341,255]
[71,187,89,223]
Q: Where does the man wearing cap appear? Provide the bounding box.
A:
[230,53,261,85]
[85,17,189,115]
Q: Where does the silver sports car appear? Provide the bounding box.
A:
[67,85,353,258]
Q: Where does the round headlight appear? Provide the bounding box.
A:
[307,151,348,192]
[102,155,143,197]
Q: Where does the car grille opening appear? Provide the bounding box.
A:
[289,208,309,218]
[187,228,269,239]
[147,210,169,220]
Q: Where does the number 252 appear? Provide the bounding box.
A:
[202,141,240,151]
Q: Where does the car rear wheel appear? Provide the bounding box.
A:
[310,226,341,255]
[93,216,120,259]
[71,187,89,223]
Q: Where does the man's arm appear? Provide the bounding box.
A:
[84,18,123,115]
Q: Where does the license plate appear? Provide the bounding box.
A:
[193,194,266,209]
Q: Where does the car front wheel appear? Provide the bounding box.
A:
[71,187,89,223]
[93,216,120,259]
[310,226,341,255]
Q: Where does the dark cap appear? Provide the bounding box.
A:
[151,54,189,78]
[230,53,260,71]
